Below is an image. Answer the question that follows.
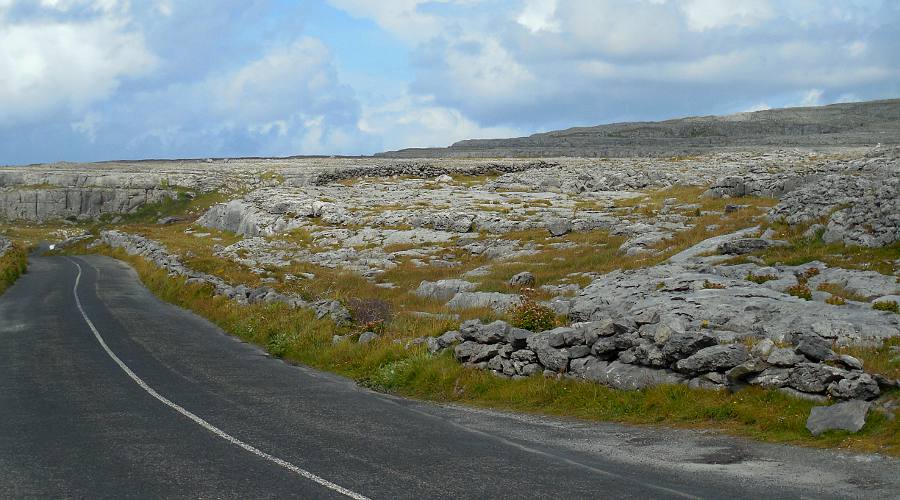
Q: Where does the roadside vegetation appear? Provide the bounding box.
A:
[0,242,27,296]
[56,243,899,456]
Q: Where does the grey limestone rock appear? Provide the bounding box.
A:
[447,291,521,314]
[675,344,750,375]
[508,271,536,287]
[827,373,880,400]
[415,279,477,301]
[547,219,572,237]
[787,363,845,393]
[767,348,805,367]
[583,359,686,390]
[357,332,380,345]
[806,401,871,436]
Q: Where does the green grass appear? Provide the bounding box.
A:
[0,243,27,296]
[727,221,900,276]
[88,245,900,457]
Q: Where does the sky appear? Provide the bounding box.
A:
[1,0,898,165]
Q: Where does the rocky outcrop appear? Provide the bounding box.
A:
[422,319,896,401]
[0,187,179,221]
[565,261,899,347]
[705,150,900,248]
[97,230,350,324]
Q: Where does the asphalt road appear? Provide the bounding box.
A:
[1,255,897,499]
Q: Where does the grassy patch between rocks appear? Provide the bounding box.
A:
[91,247,900,457]
[731,221,900,276]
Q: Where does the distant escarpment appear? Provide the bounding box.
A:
[379,99,900,158]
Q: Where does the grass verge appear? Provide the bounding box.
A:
[91,245,899,457]
[0,243,27,296]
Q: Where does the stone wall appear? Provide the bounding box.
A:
[424,319,897,402]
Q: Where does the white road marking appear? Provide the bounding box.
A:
[66,258,370,500]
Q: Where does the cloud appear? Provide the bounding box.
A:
[388,0,900,126]
[210,37,357,125]
[2,0,899,164]
[359,93,523,150]
[0,0,158,125]
[799,88,824,107]
[680,0,774,32]
[517,0,560,33]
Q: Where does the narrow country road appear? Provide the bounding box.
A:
[1,255,897,499]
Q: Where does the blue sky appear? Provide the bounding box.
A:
[1,0,898,165]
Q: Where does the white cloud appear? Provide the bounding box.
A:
[210,37,352,122]
[743,102,771,112]
[0,1,157,125]
[326,0,443,43]
[517,0,560,33]
[71,112,102,142]
[799,88,824,107]
[359,93,522,150]
[681,0,773,32]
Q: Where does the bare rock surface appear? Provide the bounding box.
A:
[806,401,871,436]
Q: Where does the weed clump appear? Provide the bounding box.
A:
[825,295,847,306]
[745,272,777,284]
[873,300,899,314]
[787,284,812,301]
[703,280,726,289]
[509,289,557,332]
[348,297,392,334]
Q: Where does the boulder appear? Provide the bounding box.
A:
[787,363,845,393]
[675,344,750,375]
[767,348,805,367]
[447,292,521,314]
[526,332,569,373]
[357,332,379,345]
[661,332,718,361]
[505,328,532,349]
[547,220,572,237]
[718,238,782,255]
[583,360,686,390]
[725,358,769,381]
[509,271,536,287]
[827,373,880,400]
[795,337,834,362]
[415,279,477,301]
[806,401,871,436]
[459,320,509,344]
[748,367,792,389]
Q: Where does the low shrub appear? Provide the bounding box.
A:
[348,297,393,334]
[509,289,557,332]
[0,243,27,296]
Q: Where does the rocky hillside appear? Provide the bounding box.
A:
[380,99,900,158]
